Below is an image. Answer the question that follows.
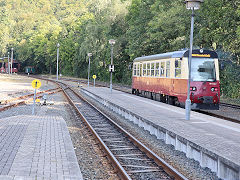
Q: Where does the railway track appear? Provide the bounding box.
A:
[30,75,240,123]
[0,88,61,112]
[220,102,240,109]
[58,81,186,180]
[198,109,240,124]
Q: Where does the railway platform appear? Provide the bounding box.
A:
[0,115,82,180]
[81,87,240,180]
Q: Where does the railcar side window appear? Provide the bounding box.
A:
[147,63,150,76]
[140,64,142,76]
[143,63,146,76]
[133,64,137,76]
[137,64,140,76]
[151,63,155,76]
[160,62,165,77]
[155,62,160,76]
[166,61,170,77]
[175,60,181,78]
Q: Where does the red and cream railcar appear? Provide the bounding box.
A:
[0,59,20,73]
[132,49,220,110]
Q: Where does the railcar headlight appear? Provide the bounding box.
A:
[190,87,197,91]
[211,87,218,92]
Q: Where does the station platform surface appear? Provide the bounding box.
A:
[82,87,240,179]
[0,115,82,180]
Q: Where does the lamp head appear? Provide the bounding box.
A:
[11,48,14,51]
[185,0,203,10]
[109,39,116,45]
[57,43,60,48]
[88,53,92,57]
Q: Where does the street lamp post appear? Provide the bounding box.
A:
[11,48,13,74]
[7,52,10,74]
[56,43,60,80]
[87,53,92,87]
[109,39,116,93]
[185,0,203,120]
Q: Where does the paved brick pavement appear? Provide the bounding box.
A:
[0,115,83,180]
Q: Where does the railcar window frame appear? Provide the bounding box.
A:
[140,63,142,76]
[133,63,137,76]
[137,63,140,76]
[175,59,182,78]
[166,61,170,78]
[147,63,150,76]
[143,63,147,76]
[151,62,155,77]
[160,61,165,77]
[155,62,160,77]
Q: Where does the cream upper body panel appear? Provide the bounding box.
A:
[133,49,219,82]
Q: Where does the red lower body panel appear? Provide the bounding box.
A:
[132,77,220,110]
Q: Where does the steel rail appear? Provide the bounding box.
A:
[0,88,62,112]
[59,82,131,180]
[0,87,59,105]
[58,81,187,180]
[220,102,240,110]
[60,76,240,124]
[198,110,240,124]
[30,75,240,125]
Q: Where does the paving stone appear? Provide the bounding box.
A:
[0,115,83,180]
[0,175,14,180]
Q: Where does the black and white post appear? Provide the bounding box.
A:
[109,39,116,93]
[185,0,203,120]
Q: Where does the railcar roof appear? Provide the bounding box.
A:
[133,50,187,62]
[133,49,218,62]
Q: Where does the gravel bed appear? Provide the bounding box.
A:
[0,75,120,180]
[204,105,240,121]
[221,97,240,106]
[77,87,221,180]
[65,86,172,179]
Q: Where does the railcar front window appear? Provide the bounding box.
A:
[191,58,216,82]
[13,63,18,68]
